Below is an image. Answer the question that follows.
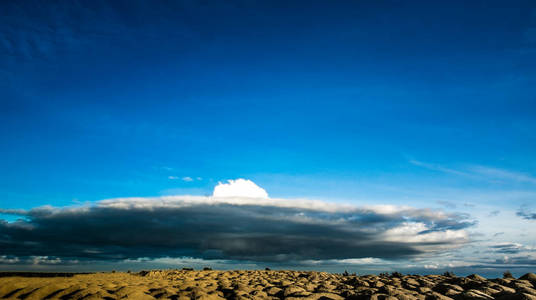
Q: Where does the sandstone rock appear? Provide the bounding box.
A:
[444,288,463,297]
[372,281,385,288]
[264,286,282,296]
[250,290,268,298]
[419,279,437,288]
[307,292,345,300]
[354,287,377,297]
[395,291,426,300]
[284,285,310,297]
[405,278,420,286]
[404,284,419,291]
[425,291,454,300]
[467,274,487,281]
[316,283,337,292]
[496,278,515,286]
[368,293,398,300]
[280,279,293,286]
[495,284,518,295]
[434,283,464,294]
[446,277,468,287]
[519,274,536,284]
[460,289,494,299]
[357,280,371,287]
[378,285,396,295]
[496,292,536,300]
[418,286,433,293]
[514,281,535,290]
[195,292,226,300]
[518,286,536,296]
[2,270,536,300]
[478,286,502,296]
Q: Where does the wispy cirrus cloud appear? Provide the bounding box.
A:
[167,176,201,182]
[408,160,473,178]
[409,160,536,185]
[469,166,536,185]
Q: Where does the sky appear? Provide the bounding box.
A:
[1,0,536,277]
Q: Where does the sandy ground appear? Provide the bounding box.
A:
[0,270,535,299]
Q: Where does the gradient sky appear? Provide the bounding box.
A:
[1,0,536,277]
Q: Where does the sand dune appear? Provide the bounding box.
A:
[0,270,535,299]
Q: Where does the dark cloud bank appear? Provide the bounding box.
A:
[0,197,475,267]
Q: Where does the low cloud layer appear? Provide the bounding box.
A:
[0,195,474,265]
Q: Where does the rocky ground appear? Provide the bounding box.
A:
[0,270,535,299]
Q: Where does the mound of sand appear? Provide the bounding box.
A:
[0,270,535,299]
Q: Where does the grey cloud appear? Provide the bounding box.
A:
[490,243,535,254]
[491,244,524,254]
[0,208,28,215]
[516,208,536,220]
[488,210,500,217]
[0,197,475,264]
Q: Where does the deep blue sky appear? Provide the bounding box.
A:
[1,0,536,275]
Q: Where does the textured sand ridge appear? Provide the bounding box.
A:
[0,270,535,299]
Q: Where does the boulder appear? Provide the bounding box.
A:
[460,289,494,299]
[434,283,464,294]
[425,291,454,300]
[283,285,310,297]
[264,286,282,296]
[519,274,536,284]
[405,278,421,287]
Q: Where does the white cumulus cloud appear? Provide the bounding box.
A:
[212,179,269,199]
